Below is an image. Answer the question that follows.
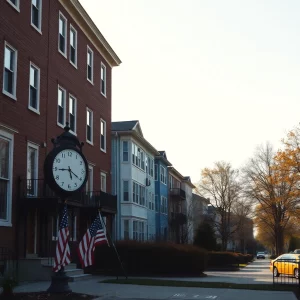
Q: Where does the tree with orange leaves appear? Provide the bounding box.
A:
[243,142,300,256]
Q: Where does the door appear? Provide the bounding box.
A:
[26,209,38,257]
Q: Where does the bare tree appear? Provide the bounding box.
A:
[197,161,242,250]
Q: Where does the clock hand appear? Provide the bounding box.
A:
[58,168,68,171]
[70,170,79,179]
[68,166,72,180]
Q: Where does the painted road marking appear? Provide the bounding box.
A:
[171,294,218,299]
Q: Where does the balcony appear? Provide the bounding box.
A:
[169,212,187,226]
[169,188,186,200]
[18,178,117,213]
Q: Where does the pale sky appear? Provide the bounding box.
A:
[81,0,300,184]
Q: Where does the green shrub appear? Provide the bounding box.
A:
[93,241,208,276]
[207,251,241,267]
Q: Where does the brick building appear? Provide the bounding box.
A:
[0,0,121,277]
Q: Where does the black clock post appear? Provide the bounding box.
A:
[44,123,88,294]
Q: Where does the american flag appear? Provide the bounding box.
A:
[53,205,71,272]
[77,213,109,268]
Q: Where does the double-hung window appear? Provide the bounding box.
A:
[86,108,93,144]
[160,166,167,184]
[29,63,40,113]
[123,181,129,201]
[87,47,93,83]
[0,130,13,226]
[27,142,39,197]
[100,172,106,192]
[69,26,77,67]
[69,95,76,134]
[3,43,17,99]
[57,86,66,127]
[58,12,67,56]
[100,63,106,96]
[100,119,106,152]
[122,141,128,162]
[31,0,42,32]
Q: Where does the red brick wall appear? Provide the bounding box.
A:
[0,0,113,251]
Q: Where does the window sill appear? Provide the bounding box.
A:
[70,61,78,69]
[28,106,40,115]
[2,90,16,101]
[86,140,94,146]
[100,148,106,153]
[87,78,94,85]
[132,164,146,173]
[7,0,20,12]
[0,221,12,227]
[101,92,107,98]
[69,130,77,136]
[57,122,65,129]
[31,24,42,35]
[58,49,67,59]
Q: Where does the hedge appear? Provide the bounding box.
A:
[92,241,208,276]
[207,252,253,267]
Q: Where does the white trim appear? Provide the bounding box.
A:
[86,164,94,192]
[86,107,93,145]
[100,119,106,152]
[100,172,106,192]
[69,25,78,68]
[58,11,68,58]
[87,46,94,84]
[6,0,20,12]
[27,141,39,197]
[68,94,77,135]
[2,41,18,100]
[28,62,40,114]
[100,62,107,97]
[0,129,14,227]
[31,0,42,34]
[57,85,67,128]
[0,123,18,134]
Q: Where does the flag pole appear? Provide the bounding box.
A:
[98,209,128,280]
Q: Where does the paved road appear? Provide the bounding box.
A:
[15,259,297,300]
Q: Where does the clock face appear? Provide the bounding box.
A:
[52,149,87,192]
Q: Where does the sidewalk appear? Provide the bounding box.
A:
[14,276,297,300]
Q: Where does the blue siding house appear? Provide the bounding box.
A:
[154,151,172,241]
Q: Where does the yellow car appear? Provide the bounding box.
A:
[270,253,300,279]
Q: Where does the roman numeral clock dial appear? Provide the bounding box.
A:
[52,149,87,192]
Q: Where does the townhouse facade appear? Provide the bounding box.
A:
[111,120,196,243]
[111,121,157,241]
[0,0,121,279]
[154,151,172,241]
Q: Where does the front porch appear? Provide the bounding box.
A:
[15,178,117,281]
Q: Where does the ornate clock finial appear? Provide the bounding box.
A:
[64,122,70,132]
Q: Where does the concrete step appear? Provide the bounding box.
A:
[68,273,93,282]
[64,268,84,276]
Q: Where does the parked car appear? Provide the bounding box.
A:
[270,253,300,279]
[256,252,266,259]
[294,249,300,254]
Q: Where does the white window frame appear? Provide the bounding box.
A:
[27,142,39,197]
[86,164,94,193]
[3,42,18,100]
[123,180,129,202]
[160,166,167,185]
[122,141,129,162]
[123,219,130,240]
[69,25,77,68]
[28,62,40,114]
[0,129,14,227]
[86,108,93,145]
[100,63,106,97]
[87,46,94,84]
[31,0,42,33]
[58,12,67,58]
[57,85,66,128]
[68,94,77,135]
[100,172,107,192]
[7,0,20,12]
[100,119,106,152]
